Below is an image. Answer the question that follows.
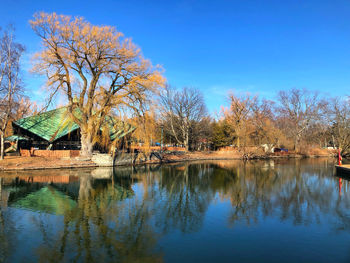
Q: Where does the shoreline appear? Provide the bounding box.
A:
[0,151,336,172]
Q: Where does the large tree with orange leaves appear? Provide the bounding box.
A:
[30,12,165,157]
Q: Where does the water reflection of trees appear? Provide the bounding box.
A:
[131,159,350,231]
[122,159,350,232]
[154,164,215,233]
[0,168,163,263]
[34,170,162,263]
[0,206,17,263]
[0,158,350,262]
[209,159,350,228]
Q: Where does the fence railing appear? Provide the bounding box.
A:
[20,149,80,158]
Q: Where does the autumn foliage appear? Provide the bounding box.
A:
[30,12,165,156]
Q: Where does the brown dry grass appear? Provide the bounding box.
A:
[298,146,336,157]
[0,147,336,171]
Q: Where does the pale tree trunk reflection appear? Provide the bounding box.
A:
[34,171,163,263]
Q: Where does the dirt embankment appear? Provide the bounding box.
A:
[159,149,335,163]
[0,156,97,171]
[0,149,336,171]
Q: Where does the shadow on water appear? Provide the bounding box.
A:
[0,158,350,262]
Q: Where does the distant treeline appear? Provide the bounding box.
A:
[140,86,349,155]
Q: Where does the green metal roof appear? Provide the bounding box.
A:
[13,107,78,142]
[13,107,135,142]
[105,115,136,141]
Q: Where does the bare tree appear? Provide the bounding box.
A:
[225,93,256,148]
[276,88,324,151]
[0,26,25,160]
[327,97,350,155]
[30,12,165,157]
[160,86,207,151]
[250,98,284,151]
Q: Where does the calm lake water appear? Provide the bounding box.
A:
[0,158,349,263]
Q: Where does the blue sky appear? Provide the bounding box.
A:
[1,0,349,112]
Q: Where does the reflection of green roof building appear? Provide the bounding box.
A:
[10,186,77,215]
[5,179,134,215]
[11,107,135,150]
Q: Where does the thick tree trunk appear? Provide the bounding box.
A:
[294,137,298,152]
[0,132,4,160]
[80,131,93,157]
[185,132,189,151]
